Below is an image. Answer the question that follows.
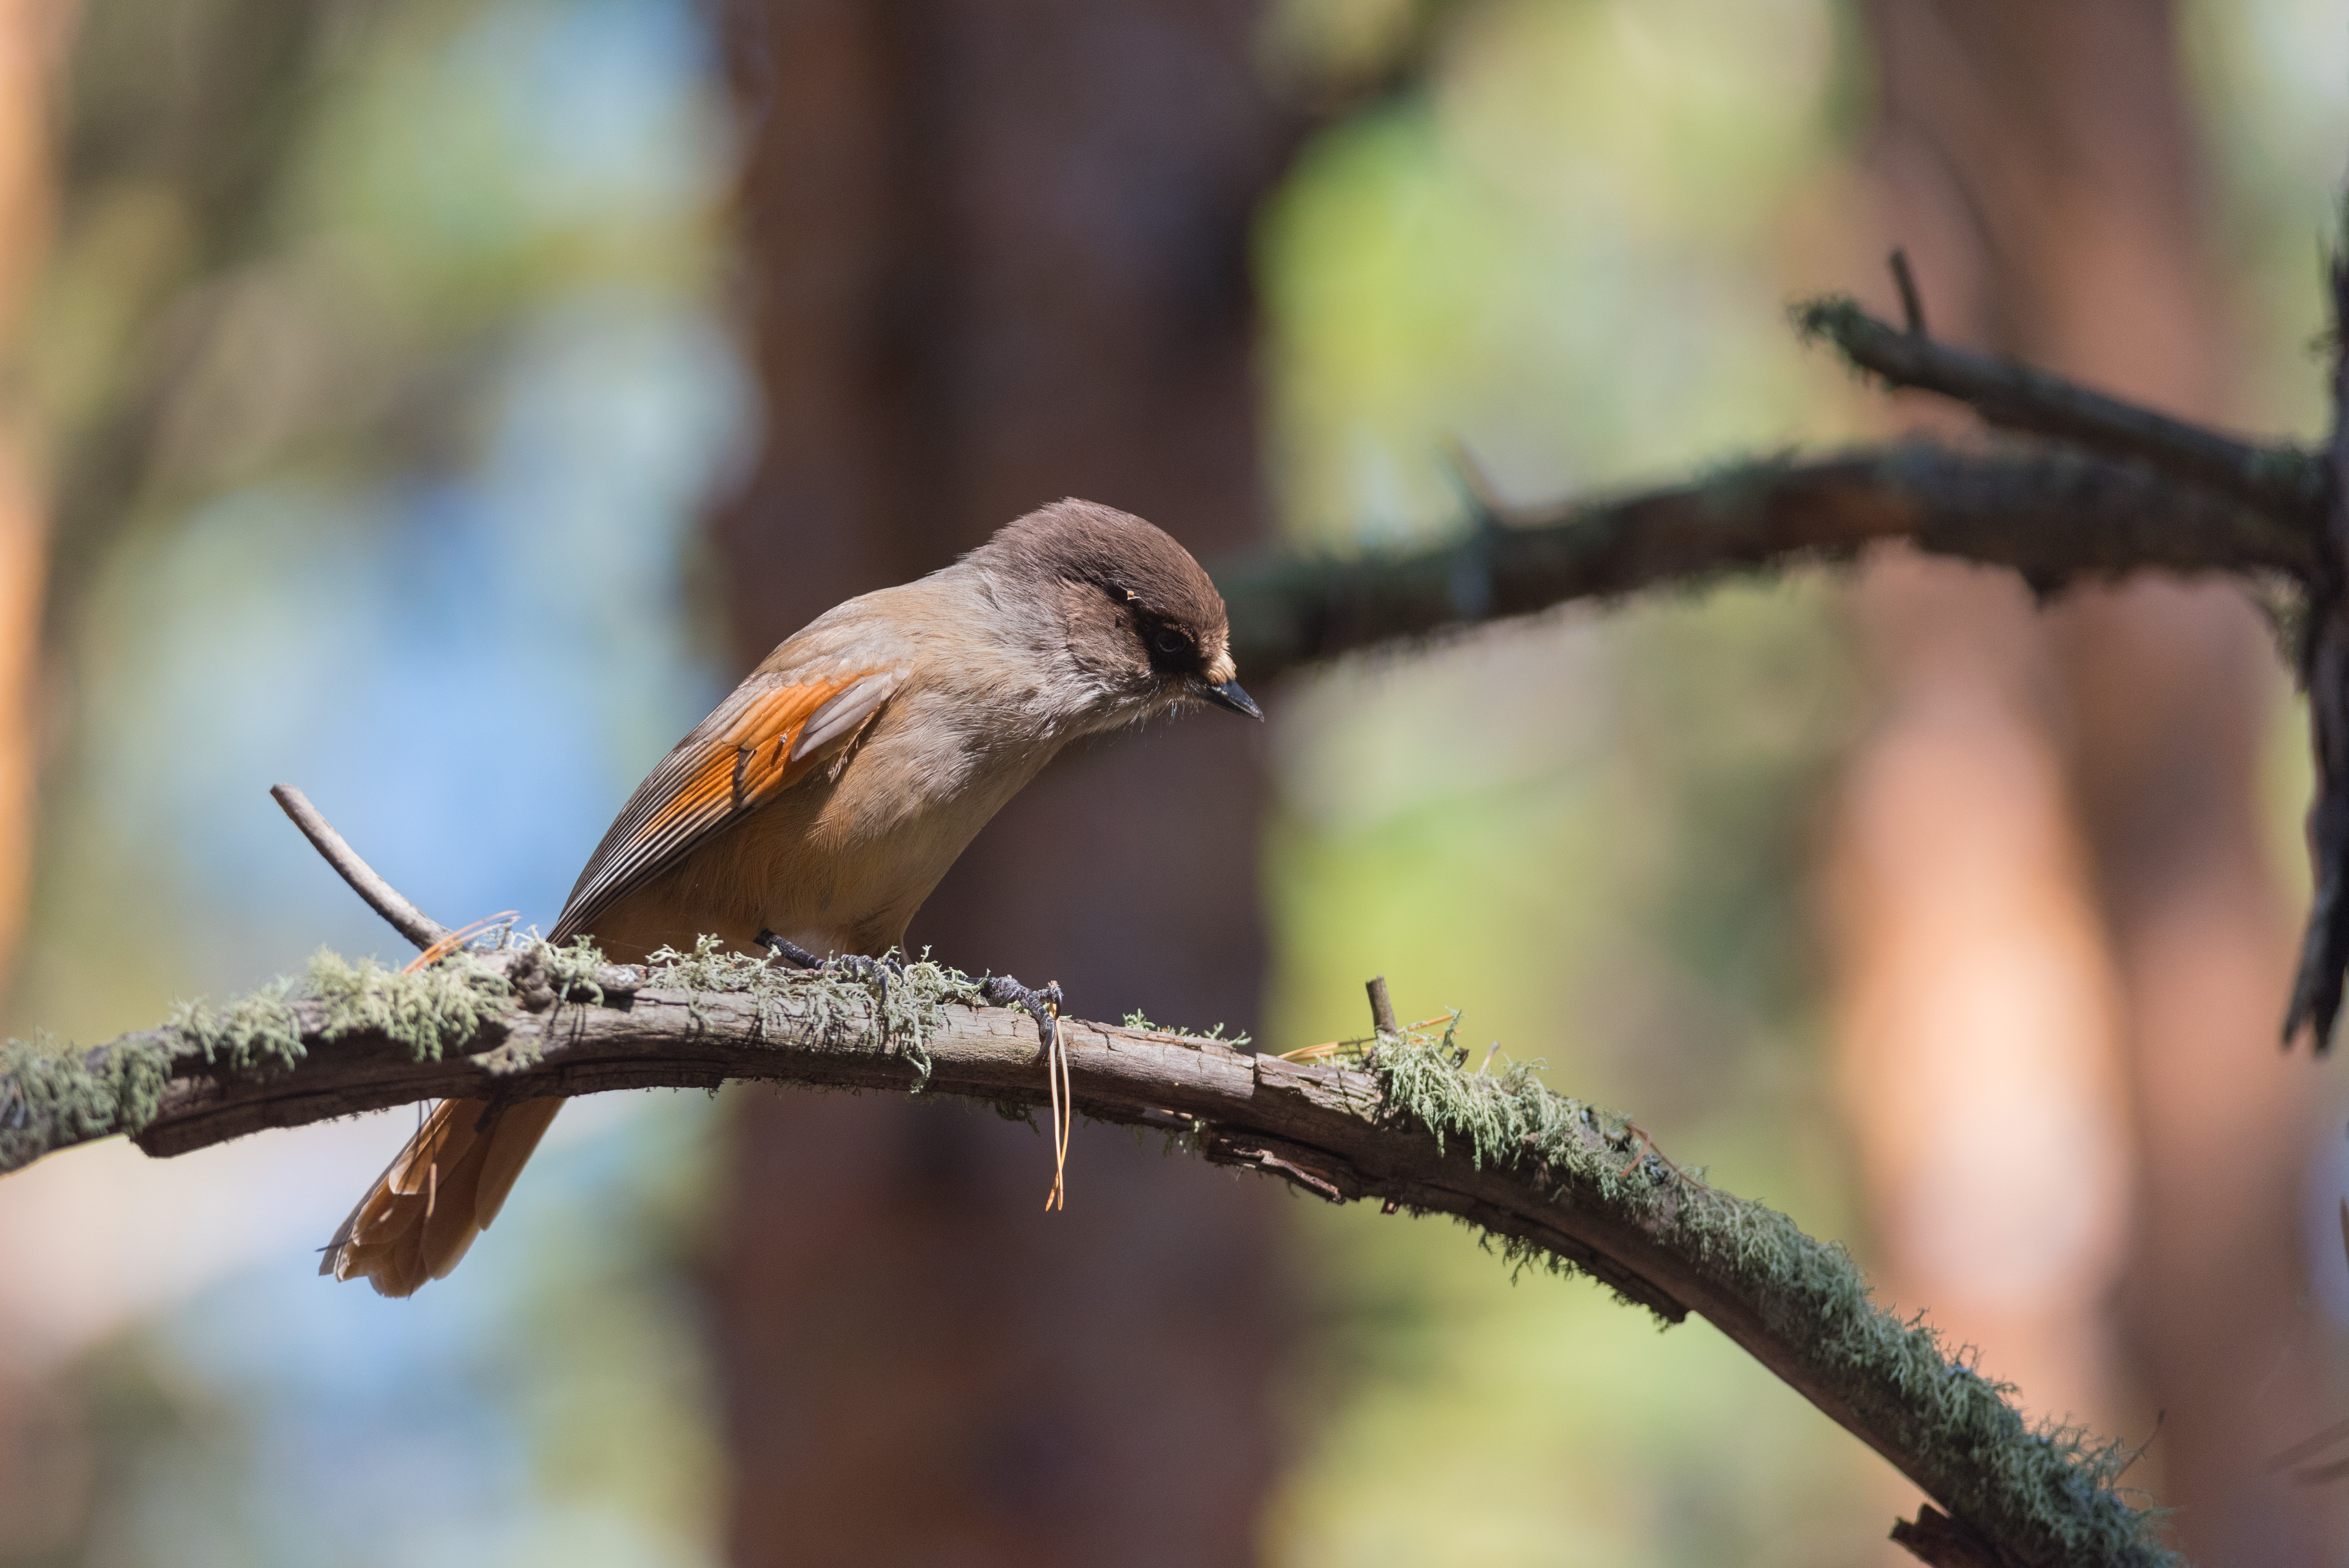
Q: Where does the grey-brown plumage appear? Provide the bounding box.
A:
[323,498,1258,1296]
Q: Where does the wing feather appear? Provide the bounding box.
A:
[791,673,896,761]
[551,664,898,942]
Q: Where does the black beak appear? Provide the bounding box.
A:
[1198,677,1262,720]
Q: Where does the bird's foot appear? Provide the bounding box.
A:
[832,951,908,1013]
[977,971,1070,1210]
[757,929,820,968]
[757,930,906,1008]
[978,972,1064,1052]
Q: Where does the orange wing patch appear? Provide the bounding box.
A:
[644,680,849,838]
[552,668,897,942]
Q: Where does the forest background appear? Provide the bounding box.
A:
[0,1,2345,1565]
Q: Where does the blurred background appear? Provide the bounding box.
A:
[0,0,2344,1563]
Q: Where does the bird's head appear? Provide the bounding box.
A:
[978,498,1261,731]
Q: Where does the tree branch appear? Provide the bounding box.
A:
[2283,244,2349,1050]
[0,939,2170,1568]
[5,955,2172,1567]
[1793,295,2325,522]
[1220,441,2314,682]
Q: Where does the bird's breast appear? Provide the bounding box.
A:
[716,684,1061,954]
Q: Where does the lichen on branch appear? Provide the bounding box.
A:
[1374,1032,2170,1568]
[0,943,2175,1568]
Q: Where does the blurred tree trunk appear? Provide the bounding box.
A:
[3,0,357,1028]
[0,0,65,1008]
[706,2,1288,1562]
[0,0,65,1550]
[0,0,373,1549]
[1834,3,2335,1562]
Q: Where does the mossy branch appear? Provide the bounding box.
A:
[2,942,2172,1568]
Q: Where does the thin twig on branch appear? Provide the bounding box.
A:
[269,785,448,950]
[1218,441,2314,682]
[1889,247,1929,336]
[1793,293,2325,522]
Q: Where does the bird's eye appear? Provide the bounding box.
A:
[1151,627,1186,657]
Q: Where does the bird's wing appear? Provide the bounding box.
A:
[550,662,900,943]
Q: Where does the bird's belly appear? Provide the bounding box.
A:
[585,723,1051,965]
[754,806,982,956]
[729,754,1043,957]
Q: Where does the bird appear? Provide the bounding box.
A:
[320,498,1260,1297]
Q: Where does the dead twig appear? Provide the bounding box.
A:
[1795,281,2323,521]
[269,784,447,951]
[1889,246,1928,337]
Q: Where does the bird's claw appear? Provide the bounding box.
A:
[756,930,907,1007]
[977,971,1070,1210]
[981,973,1064,1050]
[762,946,1070,1203]
[831,951,907,1009]
[756,929,821,969]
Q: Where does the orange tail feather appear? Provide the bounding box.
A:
[322,1097,562,1297]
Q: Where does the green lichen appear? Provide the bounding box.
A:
[171,980,303,1074]
[0,938,999,1176]
[304,948,512,1061]
[0,1030,177,1171]
[1790,292,1870,352]
[642,936,987,1084]
[0,944,532,1172]
[535,935,614,1003]
[1365,1034,2175,1568]
[166,946,521,1075]
[1120,1008,1253,1048]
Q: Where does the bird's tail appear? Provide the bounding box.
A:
[321,1096,562,1297]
